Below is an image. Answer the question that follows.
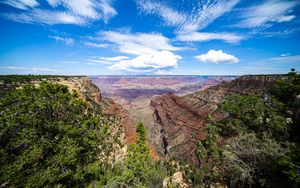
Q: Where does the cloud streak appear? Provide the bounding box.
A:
[49,35,75,46]
[176,32,244,43]
[0,66,61,73]
[1,0,117,25]
[235,0,299,28]
[1,0,39,10]
[83,42,108,48]
[137,0,240,33]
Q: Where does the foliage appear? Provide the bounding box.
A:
[1,70,299,187]
[223,133,290,187]
[0,75,81,84]
[0,82,110,187]
[270,69,300,109]
[107,122,170,188]
[0,81,171,187]
[194,69,300,187]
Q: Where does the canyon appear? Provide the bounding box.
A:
[1,75,282,165]
[91,75,282,164]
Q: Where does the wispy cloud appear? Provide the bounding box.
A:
[137,0,240,33]
[1,0,39,10]
[136,0,186,27]
[99,30,182,55]
[87,56,130,65]
[245,55,300,73]
[83,41,108,48]
[235,0,299,28]
[58,61,81,64]
[0,66,61,73]
[176,32,244,43]
[96,30,182,72]
[267,55,300,62]
[4,9,86,25]
[195,50,239,64]
[97,56,131,61]
[249,27,300,38]
[1,0,117,25]
[49,35,75,46]
[277,15,296,23]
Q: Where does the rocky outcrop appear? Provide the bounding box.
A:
[0,76,135,163]
[150,75,285,165]
[163,171,190,188]
[102,98,136,144]
[51,77,136,144]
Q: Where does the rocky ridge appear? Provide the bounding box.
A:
[150,75,285,165]
[0,76,135,164]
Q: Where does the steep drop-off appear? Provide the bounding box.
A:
[0,76,135,144]
[150,75,284,164]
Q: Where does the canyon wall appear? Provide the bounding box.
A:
[150,75,285,165]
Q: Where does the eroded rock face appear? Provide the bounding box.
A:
[163,171,190,188]
[0,76,134,163]
[150,75,284,165]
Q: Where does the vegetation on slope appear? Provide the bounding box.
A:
[0,81,121,187]
[89,122,174,187]
[191,69,300,187]
[0,71,299,188]
[0,79,173,188]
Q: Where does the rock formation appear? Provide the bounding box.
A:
[150,75,284,165]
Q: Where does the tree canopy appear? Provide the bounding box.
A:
[0,82,107,187]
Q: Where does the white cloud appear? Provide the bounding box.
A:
[97,31,182,72]
[98,56,131,61]
[49,35,74,46]
[176,32,244,43]
[1,0,117,25]
[58,61,81,64]
[280,53,291,57]
[269,55,300,62]
[4,9,86,25]
[31,67,61,72]
[83,42,108,48]
[195,50,239,64]
[154,69,174,75]
[99,0,118,23]
[87,59,113,65]
[0,66,60,73]
[99,31,181,55]
[277,15,296,23]
[87,56,131,65]
[108,50,181,72]
[1,0,39,10]
[136,0,186,27]
[250,28,300,38]
[249,55,300,73]
[137,0,239,33]
[236,0,299,28]
[0,66,28,70]
[181,0,240,33]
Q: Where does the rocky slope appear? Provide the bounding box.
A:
[0,76,135,158]
[150,75,285,165]
[91,75,236,159]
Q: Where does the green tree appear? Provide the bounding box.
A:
[0,82,109,187]
[108,122,169,187]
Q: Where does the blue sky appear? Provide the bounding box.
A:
[0,0,300,75]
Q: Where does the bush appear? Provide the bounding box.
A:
[0,82,105,187]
